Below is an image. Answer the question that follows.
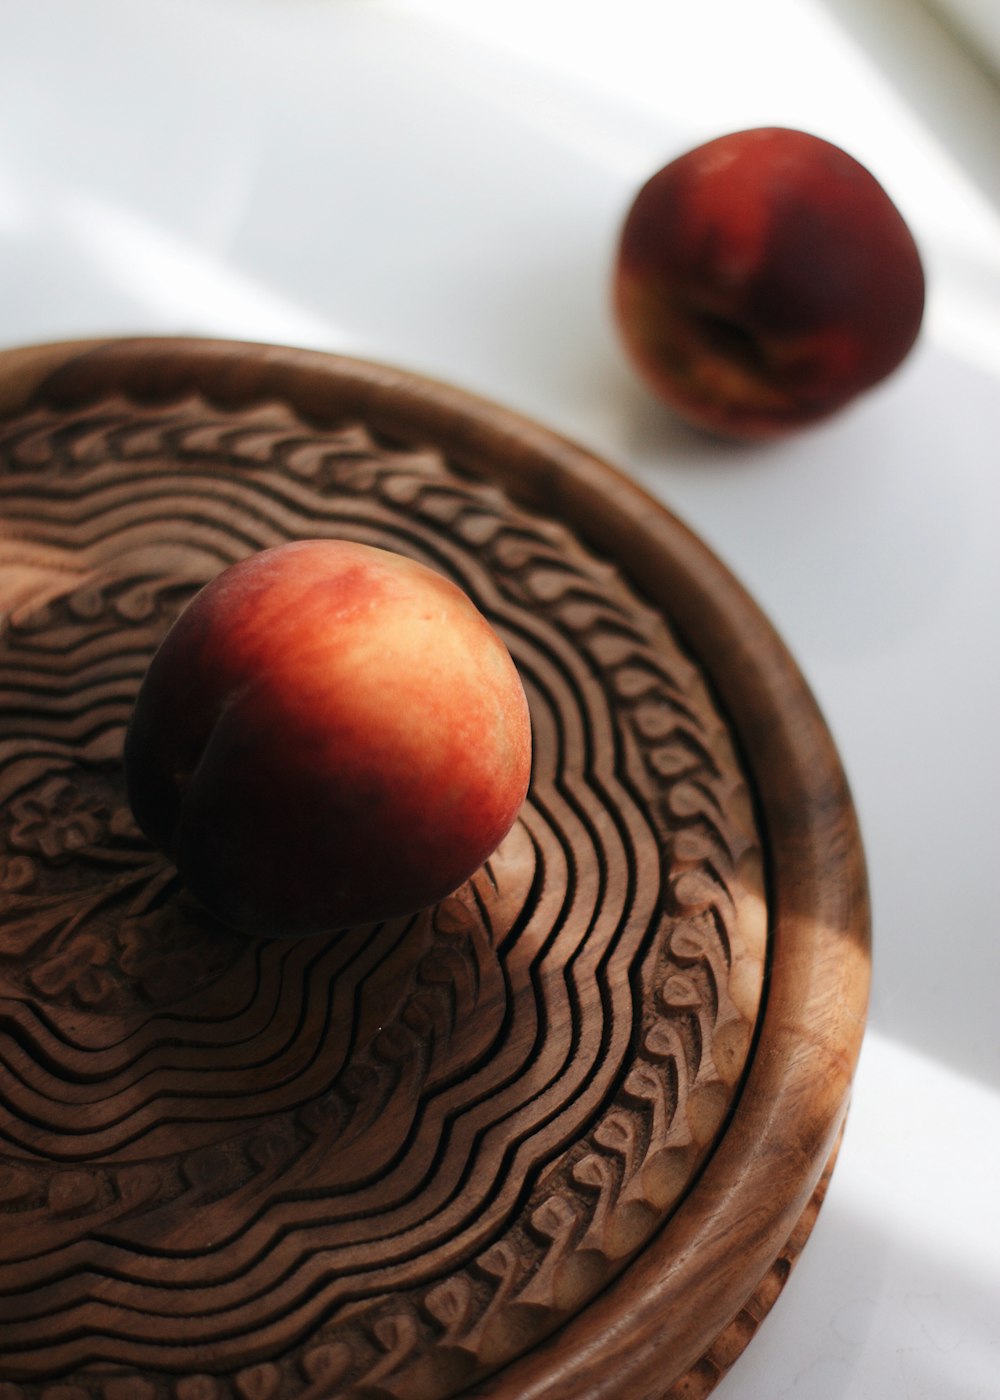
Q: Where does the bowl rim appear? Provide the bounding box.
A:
[0,335,871,1399]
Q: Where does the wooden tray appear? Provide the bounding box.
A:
[0,338,870,1400]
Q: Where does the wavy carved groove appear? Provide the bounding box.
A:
[0,390,768,1397]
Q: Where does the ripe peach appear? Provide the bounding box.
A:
[613,127,925,439]
[124,540,532,936]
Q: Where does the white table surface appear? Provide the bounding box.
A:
[2,1,998,1396]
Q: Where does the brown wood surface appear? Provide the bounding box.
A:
[0,338,870,1400]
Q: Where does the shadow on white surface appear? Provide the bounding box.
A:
[715,1028,1000,1399]
[717,1198,998,1399]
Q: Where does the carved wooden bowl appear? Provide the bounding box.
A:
[0,339,870,1400]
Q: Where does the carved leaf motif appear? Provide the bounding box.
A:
[613,665,661,701]
[432,895,478,938]
[175,1378,221,1400]
[457,512,502,547]
[624,1060,671,1108]
[182,1147,232,1194]
[666,782,715,822]
[233,1364,282,1400]
[660,974,703,1011]
[371,1312,420,1361]
[424,1276,475,1335]
[643,1021,682,1063]
[526,568,577,603]
[340,1064,379,1102]
[669,915,714,963]
[530,1195,577,1243]
[67,587,104,621]
[246,1131,295,1174]
[648,744,700,779]
[379,474,425,506]
[0,854,36,893]
[103,1378,157,1400]
[298,1094,349,1141]
[418,944,470,986]
[301,1342,353,1386]
[372,1022,415,1063]
[0,1166,34,1206]
[401,989,441,1038]
[477,1240,519,1284]
[634,700,679,742]
[593,1111,639,1169]
[332,459,381,493]
[116,1165,162,1213]
[572,1153,612,1194]
[47,1172,99,1216]
[671,872,722,916]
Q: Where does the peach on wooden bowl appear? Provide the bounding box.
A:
[613,126,926,439]
[124,538,532,937]
[0,336,870,1400]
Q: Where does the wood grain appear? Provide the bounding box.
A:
[0,338,870,1399]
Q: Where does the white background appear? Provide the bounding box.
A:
[2,1,999,1395]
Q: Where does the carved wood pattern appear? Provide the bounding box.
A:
[0,339,870,1400]
[0,391,765,1396]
